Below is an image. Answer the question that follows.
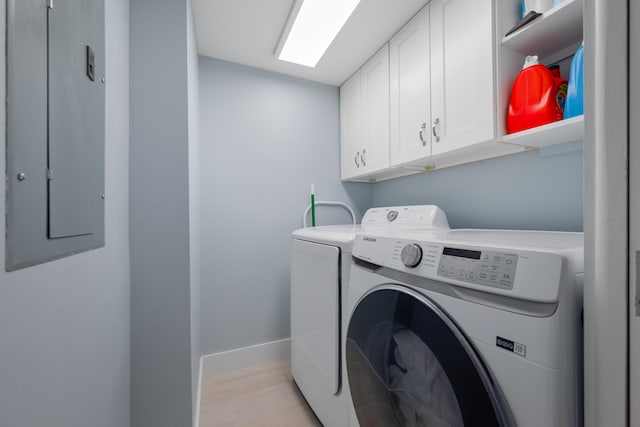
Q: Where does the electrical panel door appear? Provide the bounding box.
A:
[6,0,105,270]
[48,0,105,238]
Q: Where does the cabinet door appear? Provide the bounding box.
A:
[340,71,363,180]
[360,44,390,174]
[430,0,494,156]
[390,6,431,166]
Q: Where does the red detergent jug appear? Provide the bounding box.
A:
[507,56,563,134]
[549,65,568,116]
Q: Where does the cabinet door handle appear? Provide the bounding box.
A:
[354,152,360,168]
[419,122,427,146]
[361,149,366,166]
[432,118,440,142]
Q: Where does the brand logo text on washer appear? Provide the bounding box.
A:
[496,336,526,357]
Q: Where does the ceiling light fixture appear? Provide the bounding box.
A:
[275,0,361,68]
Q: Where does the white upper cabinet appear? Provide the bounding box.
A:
[390,0,496,165]
[340,45,390,180]
[361,45,391,174]
[389,6,431,166]
[340,71,363,180]
[389,0,496,166]
[338,0,588,182]
[430,0,494,156]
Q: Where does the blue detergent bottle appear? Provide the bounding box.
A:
[564,42,584,119]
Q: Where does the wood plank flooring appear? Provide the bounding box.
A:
[199,361,322,427]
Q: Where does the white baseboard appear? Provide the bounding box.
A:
[200,338,291,380]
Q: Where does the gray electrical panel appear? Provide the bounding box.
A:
[6,0,105,271]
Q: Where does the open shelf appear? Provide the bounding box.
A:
[500,115,584,148]
[502,0,583,58]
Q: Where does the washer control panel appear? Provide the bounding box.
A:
[353,232,566,302]
[437,247,518,289]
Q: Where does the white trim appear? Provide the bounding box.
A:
[194,356,203,427]
[630,0,640,424]
[583,0,629,426]
[200,338,291,380]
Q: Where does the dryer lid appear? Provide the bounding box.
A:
[292,224,363,250]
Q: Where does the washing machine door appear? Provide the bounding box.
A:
[346,285,513,427]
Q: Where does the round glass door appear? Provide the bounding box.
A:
[346,285,512,427]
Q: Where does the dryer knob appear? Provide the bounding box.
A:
[401,243,423,268]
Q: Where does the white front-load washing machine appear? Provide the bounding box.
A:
[346,229,584,427]
[290,206,449,427]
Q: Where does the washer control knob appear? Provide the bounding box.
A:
[401,243,423,268]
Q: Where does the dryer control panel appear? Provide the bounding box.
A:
[361,205,449,230]
[437,247,518,289]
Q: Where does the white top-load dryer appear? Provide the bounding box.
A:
[290,205,449,427]
[346,228,584,427]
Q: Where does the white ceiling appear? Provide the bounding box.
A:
[192,0,429,86]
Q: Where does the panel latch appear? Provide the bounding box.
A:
[86,46,95,81]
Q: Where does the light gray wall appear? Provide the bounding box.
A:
[372,143,583,231]
[198,57,371,355]
[0,0,131,426]
[130,0,195,426]
[186,0,202,421]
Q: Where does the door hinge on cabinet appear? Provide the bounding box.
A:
[46,0,53,9]
[47,169,53,180]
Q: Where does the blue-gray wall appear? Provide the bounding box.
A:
[372,143,583,231]
[0,0,131,426]
[198,57,371,355]
[130,0,198,426]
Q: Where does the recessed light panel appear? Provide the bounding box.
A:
[277,0,361,68]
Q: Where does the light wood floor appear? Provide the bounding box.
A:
[199,361,322,427]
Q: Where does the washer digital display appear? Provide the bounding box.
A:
[442,247,481,260]
[438,247,518,289]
